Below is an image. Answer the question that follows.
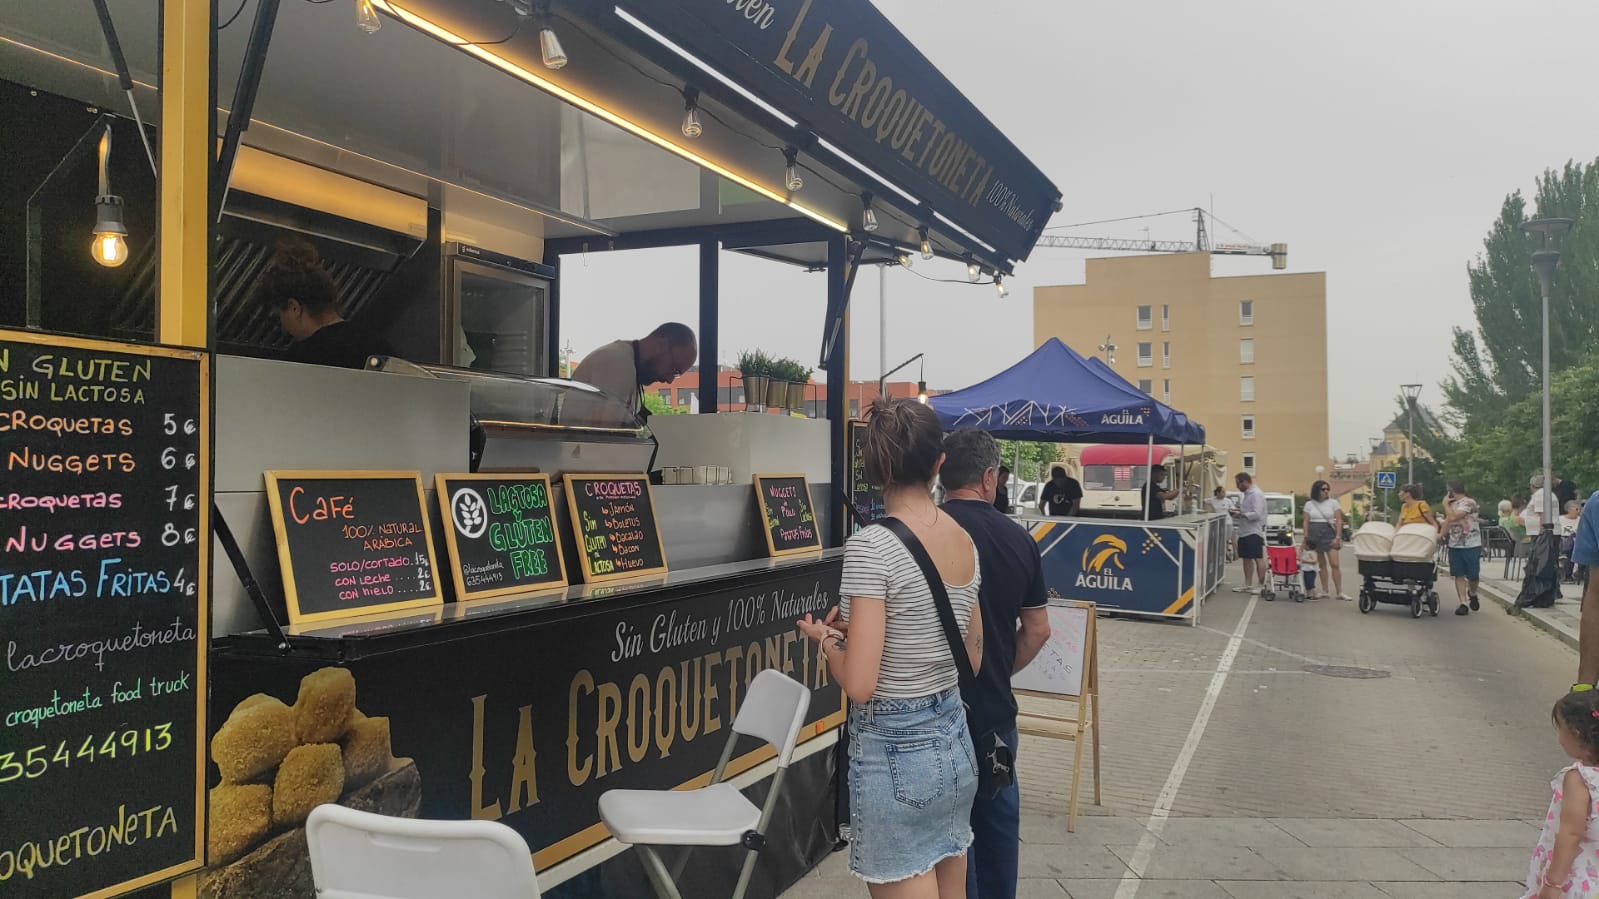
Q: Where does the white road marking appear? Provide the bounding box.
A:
[1112,594,1259,899]
[1198,624,1325,665]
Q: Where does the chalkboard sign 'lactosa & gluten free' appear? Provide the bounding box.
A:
[436,473,568,600]
[753,474,821,557]
[562,473,667,583]
[264,471,442,624]
[0,329,208,898]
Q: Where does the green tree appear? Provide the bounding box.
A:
[642,392,685,417]
[996,440,1061,483]
[1447,159,1599,420]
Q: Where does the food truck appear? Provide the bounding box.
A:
[0,2,1060,897]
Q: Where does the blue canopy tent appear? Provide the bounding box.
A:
[929,337,1209,516]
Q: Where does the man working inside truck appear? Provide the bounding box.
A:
[572,322,698,419]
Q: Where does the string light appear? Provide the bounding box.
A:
[918,226,933,261]
[861,192,879,232]
[896,252,911,268]
[356,0,382,33]
[91,126,128,268]
[783,147,803,192]
[537,3,566,69]
[995,274,1008,298]
[966,257,980,282]
[680,87,702,139]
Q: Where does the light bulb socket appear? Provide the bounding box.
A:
[94,195,128,238]
[861,192,879,232]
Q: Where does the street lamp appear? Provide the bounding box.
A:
[1368,437,1383,520]
[1400,384,1422,485]
[880,353,926,404]
[1523,216,1573,532]
[1097,334,1116,365]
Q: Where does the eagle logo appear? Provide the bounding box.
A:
[1082,534,1127,574]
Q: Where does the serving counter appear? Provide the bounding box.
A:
[1021,512,1227,624]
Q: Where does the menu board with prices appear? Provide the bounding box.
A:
[436,473,568,600]
[848,420,883,531]
[264,471,442,624]
[562,473,668,583]
[0,330,207,898]
[753,473,821,557]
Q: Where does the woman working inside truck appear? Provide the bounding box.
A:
[258,238,395,369]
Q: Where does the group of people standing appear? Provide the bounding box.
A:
[796,397,1051,899]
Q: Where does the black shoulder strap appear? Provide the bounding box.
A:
[880,517,977,690]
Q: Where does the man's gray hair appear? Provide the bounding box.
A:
[1531,474,1546,489]
[941,428,1000,493]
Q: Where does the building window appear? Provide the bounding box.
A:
[1137,342,1153,367]
[1239,299,1254,326]
[720,385,744,405]
[1240,376,1255,402]
[676,388,697,406]
[1137,305,1152,330]
[1242,453,1256,473]
[657,388,671,401]
[1138,379,1153,394]
[1162,341,1171,369]
[1161,304,1170,331]
[1240,338,1255,364]
[1162,379,1171,404]
[1242,415,1255,439]
[849,399,860,418]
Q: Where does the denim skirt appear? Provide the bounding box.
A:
[846,687,977,883]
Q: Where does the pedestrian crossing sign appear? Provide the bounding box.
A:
[1376,471,1397,489]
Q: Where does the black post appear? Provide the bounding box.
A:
[544,253,562,377]
[826,235,848,549]
[212,0,282,223]
[699,239,719,413]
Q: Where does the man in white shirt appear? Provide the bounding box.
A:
[1231,472,1269,593]
[571,322,698,418]
[1524,475,1553,534]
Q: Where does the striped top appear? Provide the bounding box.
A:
[839,524,980,699]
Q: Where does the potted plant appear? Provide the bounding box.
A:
[765,358,790,410]
[781,359,811,413]
[737,350,771,411]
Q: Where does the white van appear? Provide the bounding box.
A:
[1266,492,1296,545]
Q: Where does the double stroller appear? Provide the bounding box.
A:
[1351,522,1441,618]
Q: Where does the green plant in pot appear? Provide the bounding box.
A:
[737,350,772,411]
[780,359,812,413]
[765,358,790,410]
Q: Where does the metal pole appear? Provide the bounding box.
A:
[1145,435,1155,521]
[1406,402,1414,485]
[879,264,888,381]
[1543,283,1554,530]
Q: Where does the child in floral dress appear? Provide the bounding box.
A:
[1524,689,1599,898]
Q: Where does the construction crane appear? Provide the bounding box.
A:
[1036,207,1288,269]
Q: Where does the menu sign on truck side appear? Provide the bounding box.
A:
[753,473,821,557]
[264,471,442,624]
[847,419,883,531]
[562,473,668,583]
[436,473,568,600]
[0,329,207,898]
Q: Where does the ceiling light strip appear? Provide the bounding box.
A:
[374,0,846,233]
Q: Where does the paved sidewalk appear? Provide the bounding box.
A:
[1475,567,1581,651]
[784,812,1531,898]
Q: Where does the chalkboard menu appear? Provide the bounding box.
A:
[562,473,668,583]
[754,473,822,556]
[0,329,207,897]
[264,471,442,624]
[848,419,884,531]
[436,473,568,600]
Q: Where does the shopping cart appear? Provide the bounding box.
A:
[1264,543,1305,603]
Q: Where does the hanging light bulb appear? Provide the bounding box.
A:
[918,226,933,261]
[917,380,928,404]
[861,193,879,232]
[966,260,980,283]
[897,252,911,268]
[538,5,567,69]
[90,126,129,268]
[995,274,1008,298]
[681,88,702,139]
[356,0,382,33]
[783,147,803,192]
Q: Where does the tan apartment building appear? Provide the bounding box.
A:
[1034,253,1329,494]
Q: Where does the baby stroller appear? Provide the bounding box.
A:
[1352,522,1440,618]
[1264,544,1306,602]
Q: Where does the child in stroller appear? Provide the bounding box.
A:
[1265,543,1306,602]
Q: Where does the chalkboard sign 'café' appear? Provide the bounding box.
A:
[0,0,1060,895]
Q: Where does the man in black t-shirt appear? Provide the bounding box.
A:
[994,464,1012,513]
[1039,466,1083,517]
[941,429,1051,899]
[1143,464,1178,521]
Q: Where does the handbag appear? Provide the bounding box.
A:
[880,517,1015,799]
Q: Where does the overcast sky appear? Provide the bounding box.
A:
[559,0,1599,458]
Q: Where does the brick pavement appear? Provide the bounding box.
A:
[783,554,1574,897]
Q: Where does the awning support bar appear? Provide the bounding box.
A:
[212,0,283,223]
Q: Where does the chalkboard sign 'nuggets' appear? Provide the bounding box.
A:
[562,473,668,583]
[264,471,442,624]
[753,473,822,556]
[436,473,568,600]
[0,330,208,897]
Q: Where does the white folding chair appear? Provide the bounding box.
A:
[306,804,541,899]
[597,668,811,899]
